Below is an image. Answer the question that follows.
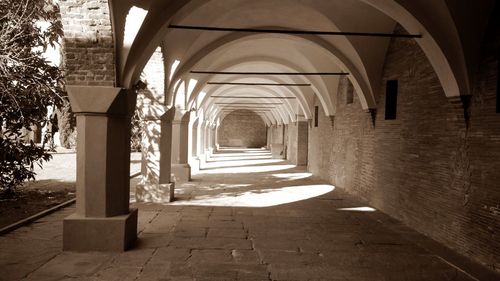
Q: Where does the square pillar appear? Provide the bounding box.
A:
[271,124,285,159]
[63,86,138,252]
[296,120,309,166]
[171,110,191,182]
[198,121,208,167]
[136,106,175,203]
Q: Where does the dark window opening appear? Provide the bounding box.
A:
[497,58,500,113]
[314,106,319,127]
[346,80,354,104]
[385,80,398,120]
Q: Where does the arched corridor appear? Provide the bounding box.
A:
[1,149,496,280]
[5,0,497,279]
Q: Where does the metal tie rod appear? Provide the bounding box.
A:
[207,82,310,86]
[191,71,349,76]
[211,96,296,99]
[169,25,422,38]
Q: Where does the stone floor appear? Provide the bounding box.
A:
[0,148,495,281]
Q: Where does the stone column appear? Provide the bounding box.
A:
[214,122,219,150]
[203,122,210,154]
[266,126,271,149]
[63,86,137,252]
[271,124,285,159]
[296,119,309,165]
[209,124,216,153]
[190,118,199,158]
[188,117,200,174]
[171,110,191,182]
[135,107,175,203]
[197,119,206,167]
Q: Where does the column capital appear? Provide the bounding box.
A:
[160,106,176,122]
[296,115,309,122]
[173,109,191,124]
[66,86,136,116]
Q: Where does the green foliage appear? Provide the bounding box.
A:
[130,108,142,152]
[0,0,64,193]
[57,100,76,149]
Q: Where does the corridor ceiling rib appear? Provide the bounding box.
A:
[219,106,277,109]
[206,82,311,86]
[191,71,349,76]
[214,102,283,105]
[115,0,488,106]
[168,24,422,38]
[211,96,296,99]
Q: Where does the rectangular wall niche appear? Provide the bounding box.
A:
[346,80,354,104]
[314,106,319,127]
[385,80,398,120]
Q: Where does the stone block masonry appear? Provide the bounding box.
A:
[307,24,500,272]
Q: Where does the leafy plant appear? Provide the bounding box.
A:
[57,100,76,149]
[0,0,64,194]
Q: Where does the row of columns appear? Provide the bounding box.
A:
[62,86,307,252]
[267,119,309,165]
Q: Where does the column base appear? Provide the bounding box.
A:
[199,154,206,169]
[172,163,191,183]
[271,144,285,159]
[63,209,138,252]
[189,157,200,174]
[136,182,175,203]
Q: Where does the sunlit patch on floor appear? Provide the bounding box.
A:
[272,172,312,180]
[198,183,253,190]
[171,184,335,207]
[199,164,296,174]
[337,206,376,212]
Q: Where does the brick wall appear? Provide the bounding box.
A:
[218,110,267,148]
[307,24,500,271]
[59,0,115,86]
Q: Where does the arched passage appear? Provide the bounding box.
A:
[57,1,500,273]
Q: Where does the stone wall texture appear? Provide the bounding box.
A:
[308,24,500,271]
[59,0,115,86]
[218,110,267,148]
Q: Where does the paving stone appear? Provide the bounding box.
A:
[107,248,155,267]
[90,266,142,281]
[135,263,173,281]
[208,220,244,229]
[207,227,247,239]
[136,233,173,249]
[23,252,112,281]
[137,211,160,233]
[142,212,178,234]
[148,247,191,264]
[189,249,233,264]
[0,150,494,281]
[170,237,253,250]
[231,249,262,264]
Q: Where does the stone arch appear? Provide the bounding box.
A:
[170,32,372,115]
[359,0,494,97]
[185,57,320,119]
